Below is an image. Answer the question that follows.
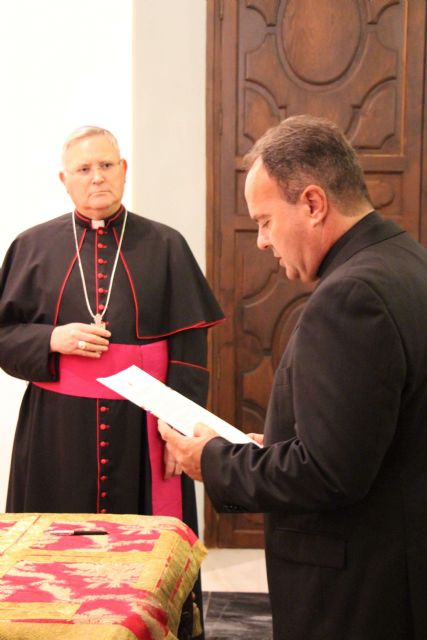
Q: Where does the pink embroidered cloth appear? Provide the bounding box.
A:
[0,513,207,639]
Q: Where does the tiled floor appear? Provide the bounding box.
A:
[202,591,272,640]
[200,549,272,639]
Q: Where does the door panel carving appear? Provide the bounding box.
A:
[206,0,426,547]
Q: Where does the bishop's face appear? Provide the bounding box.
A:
[60,134,127,220]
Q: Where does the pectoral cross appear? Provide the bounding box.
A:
[92,313,106,329]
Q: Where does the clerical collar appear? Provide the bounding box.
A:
[74,205,126,229]
[317,210,377,278]
[91,219,105,229]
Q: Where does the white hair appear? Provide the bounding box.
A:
[61,126,121,167]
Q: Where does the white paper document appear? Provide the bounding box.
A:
[97,365,258,445]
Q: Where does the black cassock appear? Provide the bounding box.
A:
[0,207,223,535]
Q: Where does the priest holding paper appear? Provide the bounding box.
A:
[158,115,427,640]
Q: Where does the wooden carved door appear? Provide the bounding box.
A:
[205,0,427,547]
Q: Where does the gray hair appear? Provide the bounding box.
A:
[244,114,372,214]
[62,126,120,167]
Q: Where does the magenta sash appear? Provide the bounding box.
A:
[33,342,182,520]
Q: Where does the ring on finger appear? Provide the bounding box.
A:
[78,340,87,350]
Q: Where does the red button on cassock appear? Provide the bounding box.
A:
[100,441,109,447]
[100,407,109,413]
[100,475,108,481]
[97,243,107,249]
[100,458,109,465]
[101,491,107,498]
[100,423,109,430]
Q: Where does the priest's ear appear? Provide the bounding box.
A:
[300,184,328,227]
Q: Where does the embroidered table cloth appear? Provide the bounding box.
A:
[0,513,207,639]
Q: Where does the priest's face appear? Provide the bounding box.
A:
[245,158,323,283]
[60,134,127,219]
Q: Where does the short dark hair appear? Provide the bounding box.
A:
[244,114,371,212]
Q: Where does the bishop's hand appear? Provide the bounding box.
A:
[50,322,111,358]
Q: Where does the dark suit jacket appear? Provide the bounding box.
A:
[202,213,427,640]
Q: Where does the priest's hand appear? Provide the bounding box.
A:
[158,419,219,482]
[248,432,264,446]
[50,322,111,358]
[163,445,182,480]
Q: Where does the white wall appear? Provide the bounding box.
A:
[132,1,207,269]
[132,0,207,536]
[0,0,133,509]
[0,1,207,535]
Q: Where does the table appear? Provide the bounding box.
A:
[0,513,207,639]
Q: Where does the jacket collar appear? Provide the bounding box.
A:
[317,211,405,279]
